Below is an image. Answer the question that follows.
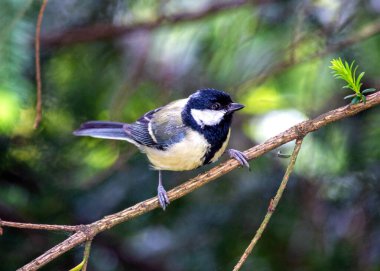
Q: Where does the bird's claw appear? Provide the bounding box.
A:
[157,185,170,210]
[228,149,250,170]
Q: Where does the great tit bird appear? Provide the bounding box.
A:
[73,88,249,210]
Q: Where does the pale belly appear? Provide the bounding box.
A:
[142,129,231,171]
[143,130,210,171]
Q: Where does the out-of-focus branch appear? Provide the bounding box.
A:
[0,0,33,46]
[33,0,48,129]
[239,19,380,89]
[1,91,378,270]
[233,138,304,271]
[41,0,249,47]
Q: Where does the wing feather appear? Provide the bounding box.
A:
[124,99,188,149]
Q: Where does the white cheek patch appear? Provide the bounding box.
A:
[191,109,226,128]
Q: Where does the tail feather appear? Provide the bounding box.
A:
[75,121,125,130]
[73,121,132,142]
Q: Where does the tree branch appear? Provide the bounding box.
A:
[0,220,77,232]
[41,0,249,47]
[233,138,304,271]
[1,91,378,270]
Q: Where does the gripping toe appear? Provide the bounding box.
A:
[157,185,170,210]
[227,149,250,170]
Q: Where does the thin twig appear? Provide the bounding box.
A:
[33,0,48,129]
[14,91,380,270]
[82,240,92,271]
[0,220,77,232]
[233,138,304,271]
[69,240,92,271]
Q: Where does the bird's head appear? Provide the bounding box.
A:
[184,88,244,128]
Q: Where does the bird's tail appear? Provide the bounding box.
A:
[73,121,131,141]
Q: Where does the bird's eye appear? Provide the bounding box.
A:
[211,102,221,110]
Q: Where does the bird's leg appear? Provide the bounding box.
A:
[227,149,250,170]
[157,170,170,210]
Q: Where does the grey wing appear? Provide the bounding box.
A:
[124,107,161,148]
[150,111,187,147]
[124,99,188,149]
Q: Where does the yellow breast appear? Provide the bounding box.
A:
[142,130,210,171]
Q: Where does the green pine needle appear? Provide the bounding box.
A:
[329,58,363,95]
[329,58,376,104]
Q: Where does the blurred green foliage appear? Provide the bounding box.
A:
[1,1,380,270]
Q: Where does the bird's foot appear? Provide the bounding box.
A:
[227,149,250,170]
[157,185,170,210]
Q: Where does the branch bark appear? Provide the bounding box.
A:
[1,91,379,270]
[0,220,77,232]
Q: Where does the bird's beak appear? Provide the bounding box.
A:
[227,102,244,113]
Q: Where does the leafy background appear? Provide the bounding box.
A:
[1,0,380,270]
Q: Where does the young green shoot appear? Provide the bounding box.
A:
[329,58,376,104]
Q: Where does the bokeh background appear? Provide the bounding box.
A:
[1,0,380,270]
